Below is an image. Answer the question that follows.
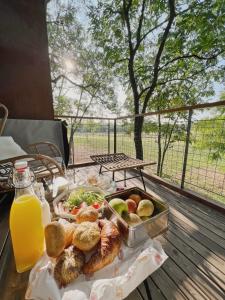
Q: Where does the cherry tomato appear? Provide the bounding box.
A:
[92,202,100,209]
[71,207,80,215]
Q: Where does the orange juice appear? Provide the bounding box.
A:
[10,194,44,273]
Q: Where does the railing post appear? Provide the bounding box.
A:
[114,119,117,154]
[108,120,110,154]
[71,117,75,165]
[181,109,193,189]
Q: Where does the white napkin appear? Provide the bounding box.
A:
[0,136,26,160]
[25,239,167,300]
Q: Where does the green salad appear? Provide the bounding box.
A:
[65,188,104,209]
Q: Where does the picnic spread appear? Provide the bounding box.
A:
[5,158,168,300]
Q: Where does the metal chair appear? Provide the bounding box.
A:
[0,103,8,136]
[26,141,66,172]
[0,154,65,193]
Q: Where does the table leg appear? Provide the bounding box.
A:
[112,171,115,181]
[124,170,127,187]
[143,279,152,300]
[99,165,102,174]
[139,169,146,191]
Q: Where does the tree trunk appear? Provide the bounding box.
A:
[159,148,167,177]
[134,116,144,160]
[157,113,162,176]
[68,127,75,164]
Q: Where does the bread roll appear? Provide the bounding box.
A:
[72,222,100,251]
[54,246,84,287]
[64,223,77,247]
[76,206,98,223]
[45,222,76,258]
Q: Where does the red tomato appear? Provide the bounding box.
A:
[92,202,100,209]
[71,207,80,215]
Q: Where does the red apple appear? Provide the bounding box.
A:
[129,194,142,205]
[126,199,137,213]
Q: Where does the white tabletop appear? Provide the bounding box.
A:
[0,136,26,161]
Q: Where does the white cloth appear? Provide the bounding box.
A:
[0,136,26,160]
[25,239,167,300]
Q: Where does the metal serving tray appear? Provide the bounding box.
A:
[104,187,169,247]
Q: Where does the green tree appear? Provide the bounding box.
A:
[47,0,118,161]
[89,0,225,159]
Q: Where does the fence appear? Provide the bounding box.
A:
[56,100,225,204]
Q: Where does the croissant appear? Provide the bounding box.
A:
[83,220,121,274]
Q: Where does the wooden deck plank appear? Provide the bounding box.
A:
[157,235,225,300]
[169,207,225,250]
[164,230,225,291]
[169,222,225,274]
[162,190,225,231]
[164,196,225,240]
[160,256,208,299]
[125,289,143,300]
[146,277,167,300]
[150,267,188,299]
[171,213,225,261]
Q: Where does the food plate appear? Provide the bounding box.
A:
[53,185,105,220]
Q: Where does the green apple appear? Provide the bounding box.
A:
[137,199,154,217]
[109,198,128,216]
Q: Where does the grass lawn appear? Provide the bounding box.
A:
[73,133,225,204]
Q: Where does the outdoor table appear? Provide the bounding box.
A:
[0,190,153,300]
[90,153,156,191]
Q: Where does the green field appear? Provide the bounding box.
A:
[73,133,225,204]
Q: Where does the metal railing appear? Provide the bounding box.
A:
[55,100,225,204]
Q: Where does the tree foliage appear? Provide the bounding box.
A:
[47,0,118,160]
[88,0,225,159]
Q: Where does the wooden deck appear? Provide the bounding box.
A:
[0,166,225,300]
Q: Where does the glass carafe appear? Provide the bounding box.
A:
[9,161,44,273]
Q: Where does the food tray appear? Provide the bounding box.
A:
[104,187,169,247]
[53,185,105,220]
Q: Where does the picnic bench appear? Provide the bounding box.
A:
[90,153,156,191]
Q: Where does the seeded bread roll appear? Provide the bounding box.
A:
[54,246,84,287]
[76,206,98,223]
[72,222,100,251]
